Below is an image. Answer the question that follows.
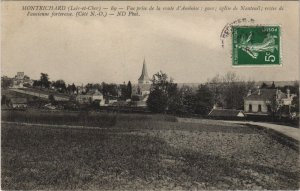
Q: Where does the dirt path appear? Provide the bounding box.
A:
[177,117,300,142]
[224,121,300,142]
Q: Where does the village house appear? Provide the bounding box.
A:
[7,98,28,109]
[104,96,118,106]
[12,72,33,88]
[244,88,295,115]
[76,89,104,106]
[76,85,86,95]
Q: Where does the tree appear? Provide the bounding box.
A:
[261,82,268,89]
[291,96,299,113]
[127,81,132,99]
[167,89,185,115]
[267,94,281,119]
[207,72,255,109]
[1,76,13,89]
[33,80,41,88]
[48,94,56,104]
[120,84,128,100]
[83,83,102,93]
[101,82,108,96]
[147,71,177,113]
[293,81,299,96]
[101,83,118,97]
[53,80,66,93]
[85,83,94,92]
[181,86,197,114]
[147,87,168,113]
[40,73,50,88]
[221,72,241,109]
[207,74,224,108]
[270,81,276,89]
[71,83,76,93]
[194,84,214,115]
[167,84,214,116]
[67,84,72,94]
[222,82,245,109]
[1,95,7,105]
[131,95,141,101]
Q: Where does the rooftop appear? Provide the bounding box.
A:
[85,89,103,96]
[208,109,245,117]
[244,89,286,101]
[9,97,27,104]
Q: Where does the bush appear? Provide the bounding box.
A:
[48,94,56,104]
[147,88,168,113]
[1,95,7,105]
[131,95,142,101]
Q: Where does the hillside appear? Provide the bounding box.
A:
[2,88,70,101]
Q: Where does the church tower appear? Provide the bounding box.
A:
[138,58,150,85]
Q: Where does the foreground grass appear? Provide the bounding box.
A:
[1,114,299,190]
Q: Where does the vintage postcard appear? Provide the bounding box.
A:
[1,0,299,190]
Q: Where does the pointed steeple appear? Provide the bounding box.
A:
[138,58,150,84]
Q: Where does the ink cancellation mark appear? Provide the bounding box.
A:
[232,26,281,66]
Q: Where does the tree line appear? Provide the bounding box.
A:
[31,73,133,100]
[1,71,298,117]
[146,71,299,117]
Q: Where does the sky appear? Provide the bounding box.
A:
[2,1,299,85]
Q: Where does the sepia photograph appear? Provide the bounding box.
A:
[1,0,299,190]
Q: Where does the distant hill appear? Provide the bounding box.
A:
[176,81,298,89]
[254,81,298,87]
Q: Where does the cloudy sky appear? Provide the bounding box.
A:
[2,1,299,85]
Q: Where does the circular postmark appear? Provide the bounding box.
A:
[220,18,255,48]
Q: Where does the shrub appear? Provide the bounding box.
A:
[147,88,168,113]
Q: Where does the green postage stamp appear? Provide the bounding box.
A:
[232,26,281,66]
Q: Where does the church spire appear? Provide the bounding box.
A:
[138,58,150,84]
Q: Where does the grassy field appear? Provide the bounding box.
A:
[1,112,299,190]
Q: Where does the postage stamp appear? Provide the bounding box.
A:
[232,26,281,66]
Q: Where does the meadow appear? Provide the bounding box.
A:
[1,111,299,190]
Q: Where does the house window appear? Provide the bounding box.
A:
[249,104,252,112]
[258,104,262,112]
